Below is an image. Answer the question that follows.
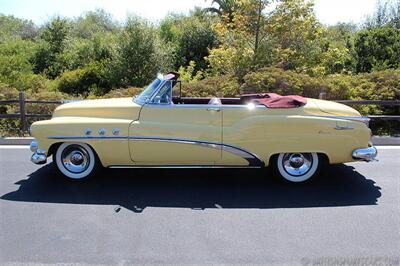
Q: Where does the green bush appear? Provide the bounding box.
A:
[241,67,324,98]
[241,67,400,101]
[57,62,111,96]
[91,87,143,99]
[181,75,239,97]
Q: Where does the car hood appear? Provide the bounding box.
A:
[304,98,361,117]
[52,97,142,120]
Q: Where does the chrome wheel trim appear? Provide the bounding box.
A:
[56,143,96,179]
[282,153,313,176]
[277,153,319,183]
[61,145,90,174]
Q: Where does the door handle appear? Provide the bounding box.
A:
[207,107,221,112]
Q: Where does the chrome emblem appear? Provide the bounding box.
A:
[112,128,120,136]
[84,128,92,136]
[98,128,106,136]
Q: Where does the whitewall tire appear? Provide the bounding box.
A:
[54,142,98,180]
[275,152,319,183]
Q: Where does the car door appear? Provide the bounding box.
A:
[128,82,222,165]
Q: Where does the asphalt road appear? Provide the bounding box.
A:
[0,146,399,265]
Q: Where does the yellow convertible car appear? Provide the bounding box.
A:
[30,73,377,183]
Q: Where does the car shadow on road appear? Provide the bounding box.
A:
[1,164,381,213]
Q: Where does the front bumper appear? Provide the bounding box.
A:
[31,151,47,164]
[30,139,47,165]
[352,146,378,162]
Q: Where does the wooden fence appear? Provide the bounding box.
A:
[0,92,399,135]
[0,92,63,134]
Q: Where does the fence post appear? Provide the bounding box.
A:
[18,91,27,134]
[319,92,327,100]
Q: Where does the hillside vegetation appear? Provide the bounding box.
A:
[0,0,399,135]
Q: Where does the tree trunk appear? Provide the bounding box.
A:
[254,0,263,55]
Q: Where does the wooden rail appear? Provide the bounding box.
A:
[336,100,400,106]
[0,92,63,134]
[0,92,399,135]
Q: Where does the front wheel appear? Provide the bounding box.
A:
[273,152,320,183]
[53,142,100,180]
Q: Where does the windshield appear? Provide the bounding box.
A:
[134,78,162,104]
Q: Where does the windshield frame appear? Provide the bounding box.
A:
[133,77,165,105]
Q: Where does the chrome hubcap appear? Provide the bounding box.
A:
[282,153,313,176]
[61,145,90,173]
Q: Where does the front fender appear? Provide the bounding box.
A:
[30,117,133,167]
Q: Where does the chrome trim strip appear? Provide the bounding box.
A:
[334,125,354,130]
[47,135,265,166]
[145,104,266,109]
[130,136,264,167]
[48,136,128,140]
[109,165,262,169]
[222,105,266,109]
[304,115,370,123]
[131,136,220,149]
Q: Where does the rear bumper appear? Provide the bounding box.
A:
[352,146,378,162]
[30,139,47,165]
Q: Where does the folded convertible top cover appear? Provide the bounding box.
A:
[240,93,307,108]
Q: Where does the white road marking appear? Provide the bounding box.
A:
[0,145,30,149]
[376,146,400,150]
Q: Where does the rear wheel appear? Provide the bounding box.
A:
[273,152,320,183]
[53,142,99,180]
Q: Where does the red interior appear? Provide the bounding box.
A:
[240,93,307,108]
[173,93,306,109]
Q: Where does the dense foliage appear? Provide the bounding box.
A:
[0,0,400,136]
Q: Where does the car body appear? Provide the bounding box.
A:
[30,73,377,182]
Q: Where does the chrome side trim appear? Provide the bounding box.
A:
[131,136,220,149]
[304,115,370,124]
[145,104,266,109]
[47,135,264,167]
[130,136,264,167]
[109,165,262,169]
[48,136,128,140]
[334,125,354,130]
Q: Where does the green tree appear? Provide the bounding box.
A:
[203,0,239,21]
[115,16,158,87]
[159,13,217,72]
[354,25,400,73]
[41,17,70,54]
[265,0,324,74]
[320,23,357,74]
[207,0,325,77]
[72,9,119,39]
[0,39,37,88]
[0,14,38,41]
[32,17,70,78]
